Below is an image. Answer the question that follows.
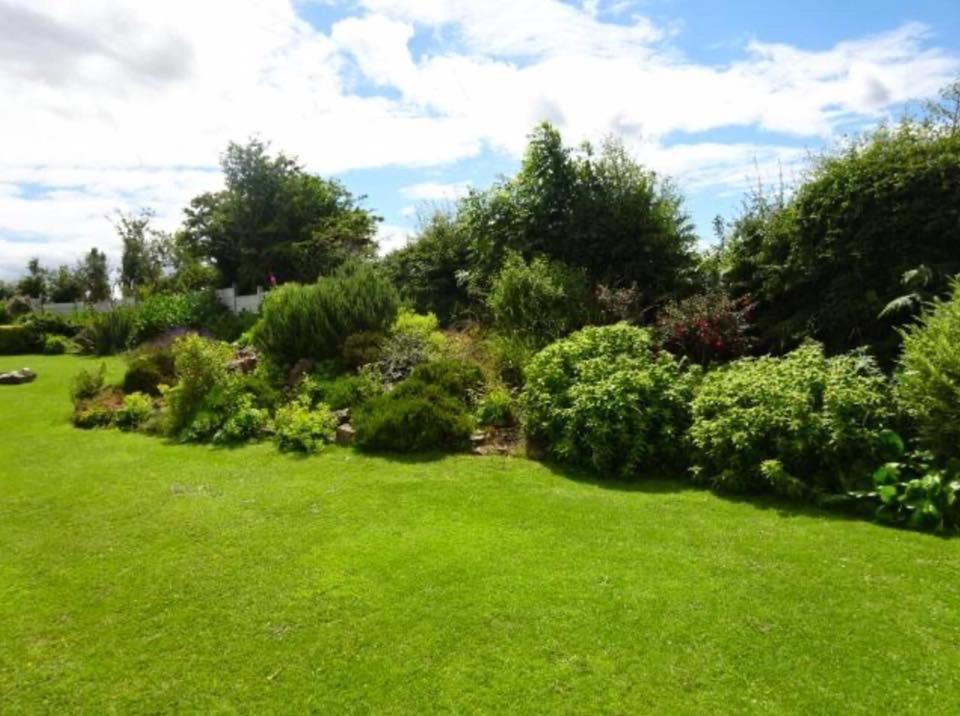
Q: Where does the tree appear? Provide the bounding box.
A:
[460,123,696,309]
[117,209,163,296]
[382,210,473,324]
[48,265,84,303]
[16,258,48,299]
[182,139,379,291]
[722,95,960,363]
[79,248,111,302]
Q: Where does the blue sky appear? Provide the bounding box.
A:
[1,0,959,279]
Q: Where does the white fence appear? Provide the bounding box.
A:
[29,287,265,316]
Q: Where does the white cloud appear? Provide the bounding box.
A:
[375,222,413,255]
[1,0,958,278]
[400,180,472,200]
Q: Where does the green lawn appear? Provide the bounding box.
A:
[2,356,960,714]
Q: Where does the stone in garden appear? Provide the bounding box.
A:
[287,358,315,387]
[0,367,36,385]
[228,347,258,374]
[333,408,351,425]
[335,423,356,445]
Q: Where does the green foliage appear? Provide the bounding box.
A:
[123,346,176,396]
[164,335,234,439]
[76,307,138,356]
[486,333,535,387]
[895,280,960,460]
[19,311,79,337]
[656,290,754,365]
[383,211,473,324]
[521,324,696,477]
[487,253,593,348]
[308,373,383,410]
[42,335,72,355]
[341,331,385,370]
[70,363,107,403]
[354,380,474,453]
[181,138,378,291]
[372,309,445,382]
[0,324,42,354]
[114,392,155,431]
[688,343,892,495]
[131,290,227,343]
[216,394,269,444]
[868,452,960,533]
[253,261,399,366]
[6,294,33,319]
[408,359,484,405]
[72,388,123,429]
[476,387,516,428]
[273,397,337,453]
[723,113,960,362]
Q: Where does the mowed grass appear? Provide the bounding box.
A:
[2,356,960,714]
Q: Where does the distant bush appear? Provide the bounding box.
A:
[274,397,337,453]
[215,393,269,444]
[895,280,960,460]
[354,380,474,453]
[253,261,399,367]
[132,290,227,343]
[76,306,138,356]
[5,295,32,320]
[372,309,446,382]
[0,325,42,355]
[19,311,79,337]
[42,335,72,355]
[657,290,753,365]
[123,346,176,396]
[521,324,696,477]
[688,343,892,496]
[70,363,107,403]
[307,373,383,410]
[487,253,593,348]
[114,392,154,431]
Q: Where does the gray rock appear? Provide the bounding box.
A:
[333,408,351,425]
[0,367,36,385]
[335,423,356,446]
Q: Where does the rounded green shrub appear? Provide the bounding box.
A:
[408,359,484,404]
[354,380,474,453]
[114,392,155,431]
[688,342,892,495]
[896,281,960,460]
[476,387,516,427]
[341,331,385,369]
[273,398,337,453]
[308,373,383,410]
[42,334,71,355]
[520,324,696,477]
[0,325,42,355]
[123,347,176,396]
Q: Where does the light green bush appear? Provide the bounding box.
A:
[274,397,337,453]
[689,343,892,495]
[114,392,154,431]
[521,324,696,477]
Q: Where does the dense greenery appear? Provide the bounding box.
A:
[253,261,399,367]
[688,343,892,496]
[895,280,960,459]
[521,324,696,476]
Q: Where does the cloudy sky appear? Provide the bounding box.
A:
[2,0,959,280]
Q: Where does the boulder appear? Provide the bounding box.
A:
[333,408,351,425]
[0,367,36,385]
[335,423,356,446]
[228,346,258,374]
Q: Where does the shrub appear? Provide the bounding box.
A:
[354,381,474,453]
[5,295,32,320]
[657,290,754,365]
[123,346,176,396]
[862,448,960,533]
[486,333,535,387]
[688,343,892,496]
[114,392,154,431]
[72,388,124,429]
[215,394,269,444]
[370,309,446,382]
[408,359,484,404]
[274,397,337,453]
[476,387,516,428]
[42,335,72,355]
[487,253,593,348]
[0,325,42,354]
[70,363,107,403]
[132,290,228,343]
[895,281,960,460]
[76,306,138,355]
[341,331,385,370]
[19,311,79,337]
[253,261,399,366]
[164,335,234,438]
[308,373,383,410]
[520,324,696,477]
[0,303,7,324]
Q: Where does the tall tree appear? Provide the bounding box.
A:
[16,258,48,299]
[48,264,83,302]
[182,139,379,291]
[116,209,163,296]
[79,248,111,302]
